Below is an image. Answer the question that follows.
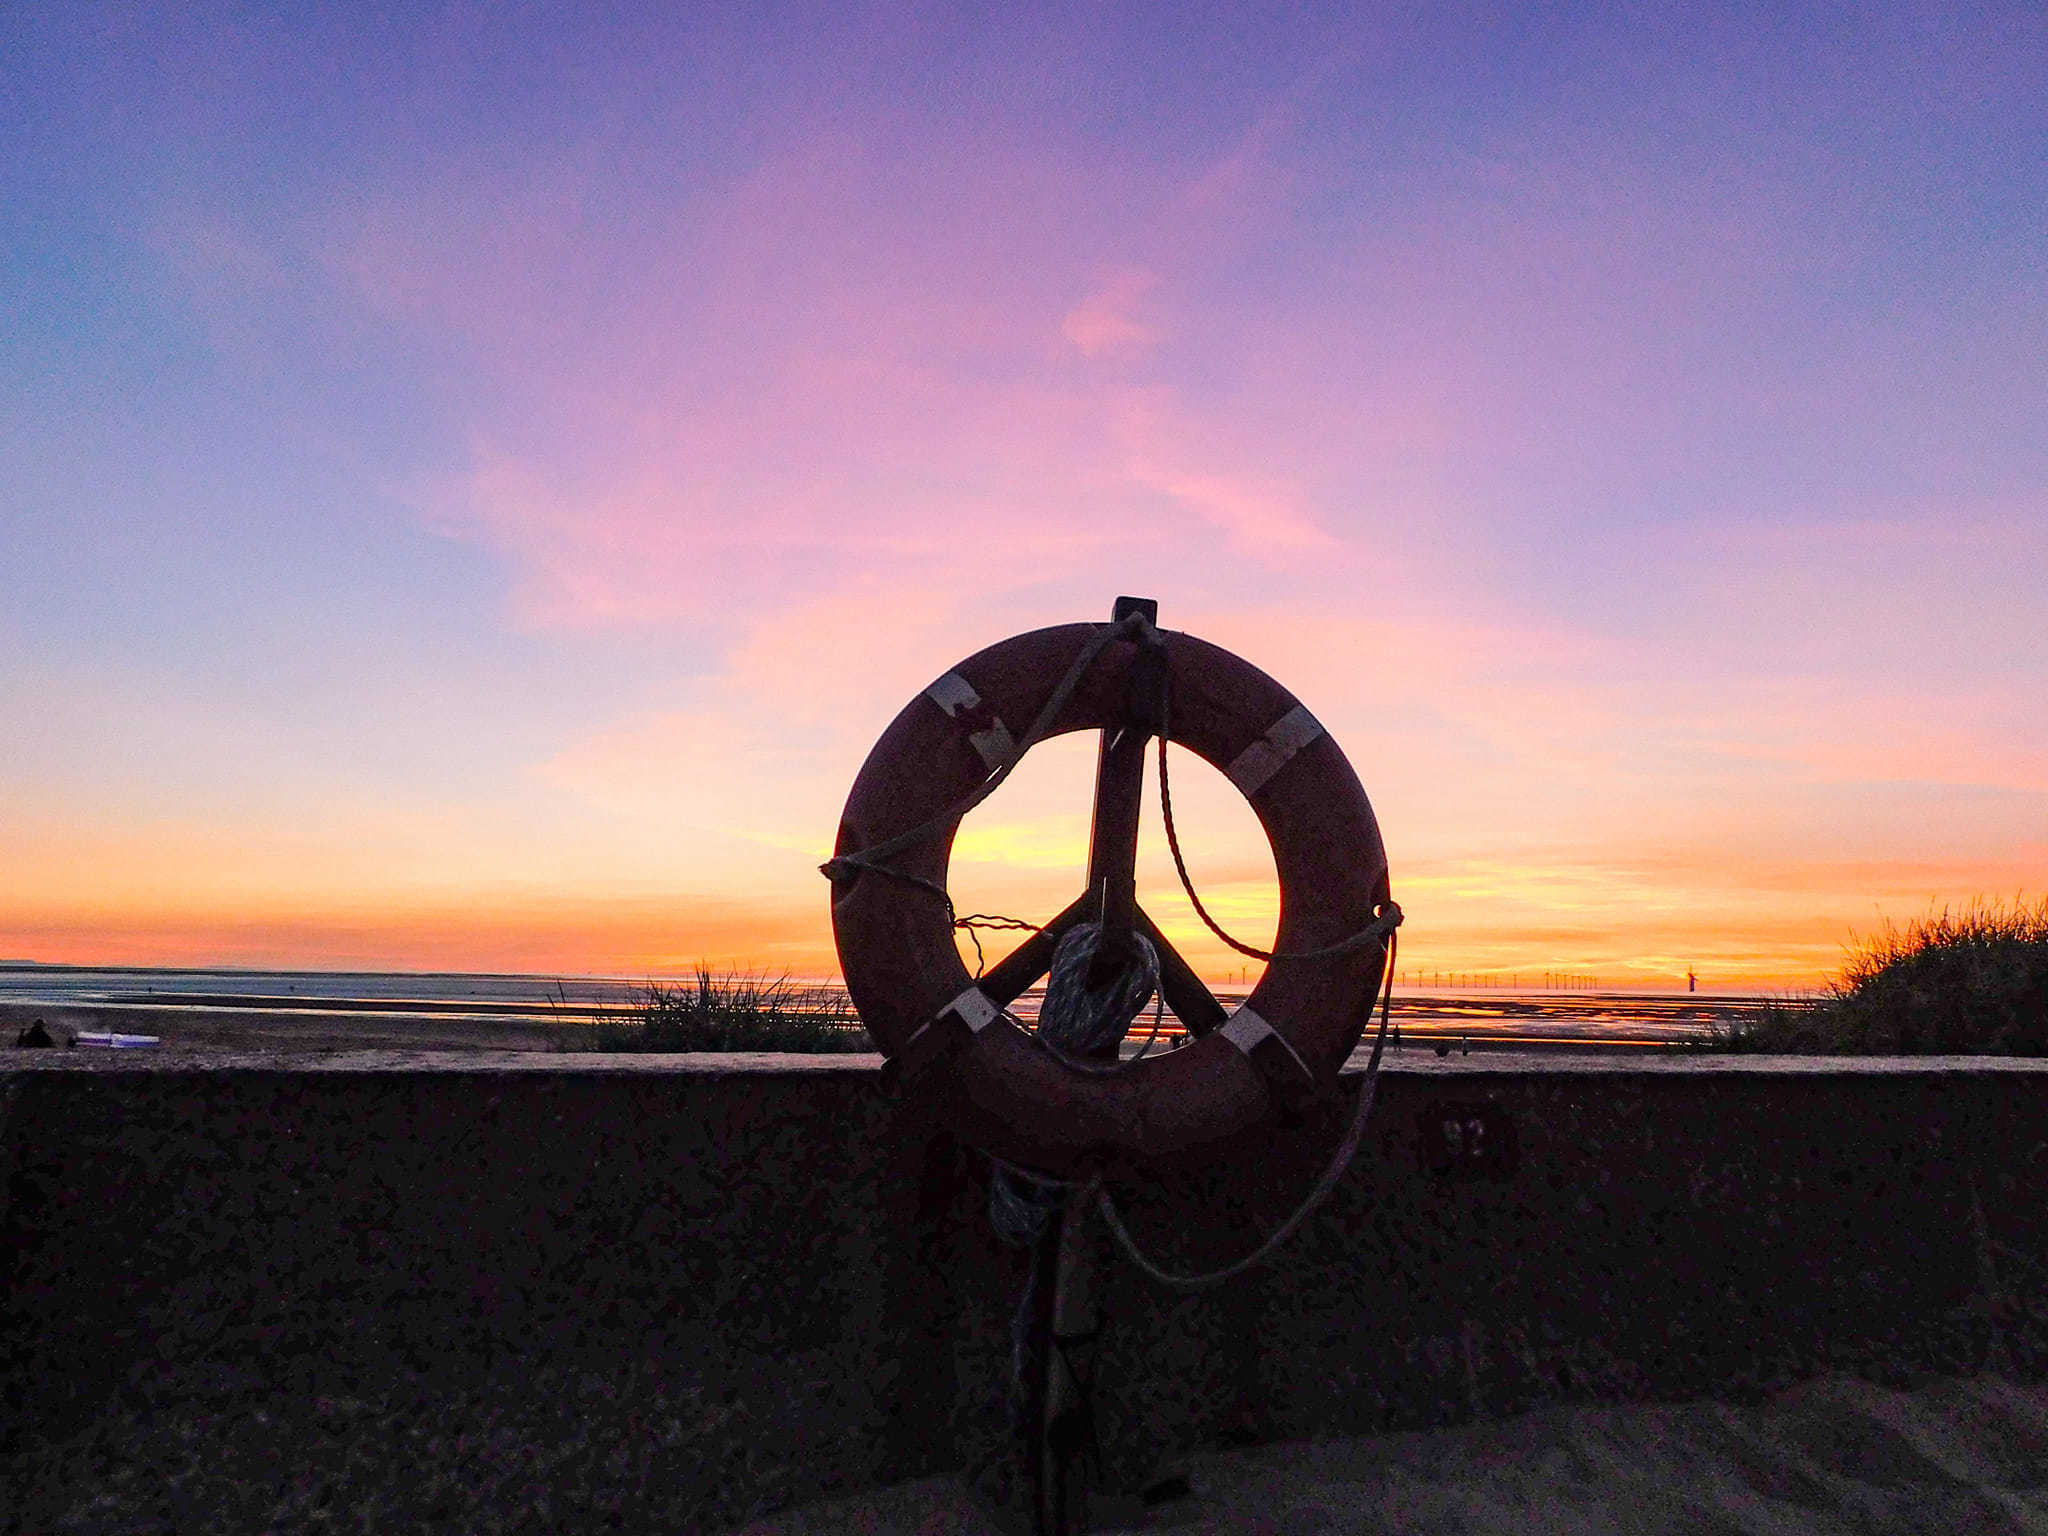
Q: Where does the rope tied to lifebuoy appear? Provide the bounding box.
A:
[1096,922,1398,1290]
[986,921,1398,1293]
[820,613,1156,988]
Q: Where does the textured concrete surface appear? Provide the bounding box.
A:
[3,1053,2045,1532]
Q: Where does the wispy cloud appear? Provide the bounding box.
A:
[1113,390,1334,551]
[1061,268,1158,357]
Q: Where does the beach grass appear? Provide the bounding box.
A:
[570,969,873,1053]
[1707,897,2048,1054]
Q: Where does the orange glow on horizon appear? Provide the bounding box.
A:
[9,840,2037,994]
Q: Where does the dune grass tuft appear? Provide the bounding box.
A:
[576,970,872,1053]
[1710,897,2048,1054]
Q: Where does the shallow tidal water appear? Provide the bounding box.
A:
[1,965,1784,1052]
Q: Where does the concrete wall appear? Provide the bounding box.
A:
[4,1052,2044,1532]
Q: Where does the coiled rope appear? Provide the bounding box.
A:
[989,922,1163,1245]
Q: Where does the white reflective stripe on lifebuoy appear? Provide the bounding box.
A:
[1226,704,1324,797]
[926,671,980,715]
[968,720,1016,771]
[946,986,1001,1033]
[925,672,1016,772]
[1219,1004,1313,1081]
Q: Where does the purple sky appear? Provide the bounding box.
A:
[4,3,2043,983]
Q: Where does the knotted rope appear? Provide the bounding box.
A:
[988,921,1162,1421]
[988,922,1161,1245]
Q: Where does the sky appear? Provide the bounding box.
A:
[3,1,2043,988]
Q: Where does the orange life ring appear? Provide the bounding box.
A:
[828,619,1393,1174]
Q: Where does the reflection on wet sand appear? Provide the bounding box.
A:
[0,967,1787,1053]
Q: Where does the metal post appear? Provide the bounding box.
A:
[1035,1181,1105,1536]
[1082,595,1163,987]
[1031,595,1161,1536]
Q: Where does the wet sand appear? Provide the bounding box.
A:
[0,997,569,1053]
[2,987,1767,1057]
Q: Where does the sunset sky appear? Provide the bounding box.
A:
[4,3,2042,988]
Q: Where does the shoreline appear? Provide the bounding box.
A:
[2,978,1775,1054]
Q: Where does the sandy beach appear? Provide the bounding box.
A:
[727,1374,2048,1535]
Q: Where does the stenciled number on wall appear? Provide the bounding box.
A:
[1418,1099,1518,1179]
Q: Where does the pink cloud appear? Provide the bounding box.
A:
[334,107,1471,628]
[1060,268,1158,357]
[1126,462,1331,551]
[1111,388,1335,552]
[336,138,1257,626]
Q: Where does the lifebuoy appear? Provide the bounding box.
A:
[828,617,1393,1174]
